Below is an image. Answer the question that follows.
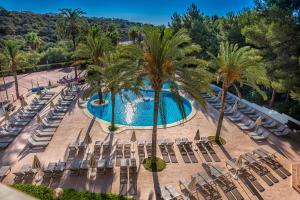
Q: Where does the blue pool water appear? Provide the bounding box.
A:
[87,88,192,126]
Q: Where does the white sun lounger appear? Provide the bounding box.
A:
[28,138,49,148]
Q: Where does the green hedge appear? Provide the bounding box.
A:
[0,62,72,76]
[12,184,132,200]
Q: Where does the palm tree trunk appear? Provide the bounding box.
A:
[111,93,115,129]
[269,89,276,108]
[215,84,227,142]
[2,76,9,101]
[151,89,160,163]
[13,71,20,99]
[98,88,103,104]
[72,35,78,80]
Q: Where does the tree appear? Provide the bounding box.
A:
[128,27,140,43]
[182,3,201,30]
[76,26,112,103]
[1,40,22,99]
[131,27,212,163]
[209,42,269,142]
[25,32,43,51]
[169,12,182,33]
[104,23,120,46]
[57,8,85,79]
[0,53,9,100]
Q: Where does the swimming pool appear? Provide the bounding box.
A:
[87,85,192,127]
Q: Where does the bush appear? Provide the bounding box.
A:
[39,47,71,64]
[12,184,53,200]
[143,157,166,172]
[11,184,132,200]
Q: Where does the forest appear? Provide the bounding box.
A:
[0,0,299,120]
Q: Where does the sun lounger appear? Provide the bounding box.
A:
[241,153,278,186]
[96,159,106,175]
[263,121,278,129]
[10,120,29,127]
[70,159,81,175]
[0,166,11,181]
[202,141,220,162]
[206,164,244,200]
[0,138,14,143]
[115,142,124,166]
[195,141,212,162]
[272,127,291,136]
[238,120,256,131]
[248,127,270,140]
[31,134,52,142]
[177,142,191,163]
[253,148,291,177]
[161,187,173,200]
[42,119,60,128]
[165,184,182,199]
[166,144,178,163]
[137,141,145,163]
[270,124,286,133]
[146,141,152,158]
[119,159,128,195]
[159,143,170,163]
[106,159,115,173]
[47,113,64,120]
[124,142,131,159]
[292,163,300,193]
[226,158,265,192]
[0,142,10,149]
[43,162,56,178]
[28,137,49,148]
[183,142,198,163]
[80,159,90,175]
[197,173,222,200]
[228,112,244,122]
[34,130,55,137]
[53,162,66,178]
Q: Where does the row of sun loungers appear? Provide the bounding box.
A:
[226,148,291,197]
[0,91,55,149]
[28,86,78,148]
[120,158,137,196]
[163,164,245,200]
[203,89,293,140]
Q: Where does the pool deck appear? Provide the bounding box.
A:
[0,70,300,200]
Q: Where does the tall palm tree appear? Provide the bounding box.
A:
[209,42,269,142]
[25,32,43,51]
[76,26,112,103]
[84,50,140,130]
[2,40,22,99]
[57,8,85,79]
[131,27,212,163]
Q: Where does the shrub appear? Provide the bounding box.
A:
[39,47,71,64]
[11,184,132,200]
[12,184,53,200]
[143,157,166,172]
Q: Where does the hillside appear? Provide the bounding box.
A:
[0,7,144,42]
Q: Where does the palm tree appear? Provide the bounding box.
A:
[76,26,112,103]
[131,27,212,163]
[1,40,21,99]
[57,8,85,79]
[128,27,139,43]
[25,32,43,51]
[84,50,140,130]
[209,42,269,142]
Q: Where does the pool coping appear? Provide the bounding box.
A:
[81,92,197,134]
